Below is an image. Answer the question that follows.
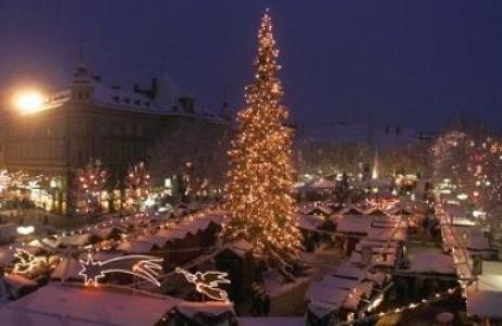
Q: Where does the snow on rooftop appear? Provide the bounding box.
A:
[408,252,455,275]
[308,300,340,318]
[91,227,123,240]
[175,301,234,318]
[366,226,407,242]
[332,263,366,280]
[51,257,83,282]
[337,215,371,234]
[306,283,348,307]
[309,178,336,189]
[297,214,324,231]
[319,276,359,290]
[116,240,154,253]
[466,290,502,319]
[302,205,333,216]
[0,284,177,326]
[355,240,398,253]
[350,251,397,268]
[59,234,93,248]
[339,206,365,216]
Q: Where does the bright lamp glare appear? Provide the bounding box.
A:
[15,91,45,113]
[17,225,35,235]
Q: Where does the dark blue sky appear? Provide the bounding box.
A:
[1,1,502,132]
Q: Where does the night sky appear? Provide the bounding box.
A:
[1,1,502,133]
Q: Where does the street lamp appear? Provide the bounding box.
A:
[14,90,45,114]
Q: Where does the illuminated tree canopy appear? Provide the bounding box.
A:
[222,11,302,269]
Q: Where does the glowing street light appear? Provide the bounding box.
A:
[14,90,45,114]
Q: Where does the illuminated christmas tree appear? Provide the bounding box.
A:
[222,11,302,269]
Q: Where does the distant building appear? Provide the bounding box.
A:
[307,122,420,150]
[1,59,231,214]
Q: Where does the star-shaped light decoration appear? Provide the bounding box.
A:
[79,254,106,286]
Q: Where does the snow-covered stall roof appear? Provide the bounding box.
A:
[204,211,225,225]
[58,234,94,248]
[175,301,234,318]
[367,226,407,242]
[297,214,324,231]
[337,215,371,234]
[339,206,365,216]
[408,252,455,275]
[91,226,124,240]
[309,300,342,318]
[51,257,82,281]
[467,290,502,319]
[307,285,349,311]
[156,228,189,241]
[465,262,502,319]
[309,178,336,189]
[320,276,359,290]
[365,272,387,287]
[224,239,253,257]
[332,264,366,280]
[387,206,415,216]
[301,204,334,217]
[116,240,154,253]
[355,240,399,253]
[364,207,389,216]
[452,226,491,251]
[349,251,396,268]
[442,203,467,220]
[0,283,178,326]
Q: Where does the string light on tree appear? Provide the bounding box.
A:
[76,160,108,215]
[222,10,302,272]
[125,162,151,211]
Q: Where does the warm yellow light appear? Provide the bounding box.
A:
[14,90,45,114]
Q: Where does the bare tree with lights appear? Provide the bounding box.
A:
[149,119,230,202]
[125,161,151,211]
[75,160,108,216]
[222,11,303,277]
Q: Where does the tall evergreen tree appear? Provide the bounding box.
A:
[222,11,302,267]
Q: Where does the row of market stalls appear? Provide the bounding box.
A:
[301,200,416,325]
[0,210,228,297]
[300,195,479,325]
[0,209,257,325]
[439,199,502,324]
[305,262,389,325]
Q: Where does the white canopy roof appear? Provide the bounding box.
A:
[309,178,336,189]
[466,290,502,319]
[408,252,455,275]
[0,283,178,326]
[51,257,83,281]
[337,215,371,234]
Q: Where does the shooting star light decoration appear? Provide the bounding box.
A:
[79,254,163,287]
[176,267,231,301]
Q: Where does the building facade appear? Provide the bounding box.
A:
[2,61,231,214]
